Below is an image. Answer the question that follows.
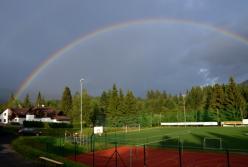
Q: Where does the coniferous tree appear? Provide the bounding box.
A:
[7,93,19,108]
[125,90,138,124]
[224,77,245,119]
[90,102,99,126]
[0,103,7,112]
[46,99,60,109]
[186,87,204,121]
[107,84,119,122]
[100,91,109,113]
[240,85,248,118]
[35,91,45,107]
[125,90,137,115]
[81,89,92,126]
[23,94,32,108]
[208,84,225,121]
[72,92,80,123]
[118,88,127,115]
[186,87,204,111]
[61,86,73,115]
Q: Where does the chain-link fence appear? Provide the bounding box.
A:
[73,135,248,167]
[41,131,248,167]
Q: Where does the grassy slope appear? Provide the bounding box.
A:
[12,136,87,167]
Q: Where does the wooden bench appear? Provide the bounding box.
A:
[39,156,64,167]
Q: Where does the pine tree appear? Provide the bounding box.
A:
[208,84,225,121]
[72,92,80,123]
[125,90,137,115]
[118,88,127,115]
[7,93,19,108]
[23,94,32,108]
[81,89,92,126]
[224,77,245,119]
[187,87,204,111]
[107,84,119,117]
[61,86,73,115]
[100,91,109,113]
[0,103,7,111]
[240,85,248,118]
[35,91,44,107]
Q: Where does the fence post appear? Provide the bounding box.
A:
[91,134,93,152]
[115,143,118,167]
[226,149,230,167]
[178,141,182,167]
[130,147,133,167]
[144,145,146,167]
[93,134,95,167]
[74,140,77,161]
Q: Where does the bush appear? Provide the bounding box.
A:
[48,123,73,128]
[23,121,44,128]
[10,122,21,126]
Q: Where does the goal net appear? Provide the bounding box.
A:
[203,137,223,150]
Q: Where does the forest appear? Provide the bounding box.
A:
[1,77,248,128]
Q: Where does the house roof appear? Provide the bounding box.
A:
[9,108,30,119]
[55,116,71,121]
[27,107,57,118]
[8,107,70,120]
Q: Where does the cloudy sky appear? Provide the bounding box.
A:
[1,0,248,100]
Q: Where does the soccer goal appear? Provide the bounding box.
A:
[124,124,141,133]
[203,137,223,150]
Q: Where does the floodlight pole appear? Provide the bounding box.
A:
[80,78,84,145]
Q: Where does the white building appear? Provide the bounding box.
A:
[0,107,70,125]
[0,108,10,124]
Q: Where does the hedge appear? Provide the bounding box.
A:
[23,121,44,128]
[48,122,73,128]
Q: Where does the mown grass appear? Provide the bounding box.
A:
[11,126,248,167]
[95,127,248,152]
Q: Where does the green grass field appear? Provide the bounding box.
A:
[94,127,248,152]
[10,126,248,167]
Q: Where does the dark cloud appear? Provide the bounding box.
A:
[1,0,248,100]
[23,23,248,98]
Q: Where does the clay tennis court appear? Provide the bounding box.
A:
[68,146,248,167]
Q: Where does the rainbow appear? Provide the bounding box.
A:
[15,18,248,98]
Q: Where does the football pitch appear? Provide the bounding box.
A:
[70,127,248,167]
[95,126,248,151]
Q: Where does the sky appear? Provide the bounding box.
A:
[1,0,248,101]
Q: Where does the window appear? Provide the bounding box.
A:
[4,113,6,116]
[4,119,6,123]
[0,119,1,122]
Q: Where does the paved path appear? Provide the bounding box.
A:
[0,127,37,167]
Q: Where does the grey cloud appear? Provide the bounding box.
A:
[1,0,248,100]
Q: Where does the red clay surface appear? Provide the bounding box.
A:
[68,146,248,167]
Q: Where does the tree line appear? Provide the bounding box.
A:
[1,77,248,127]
